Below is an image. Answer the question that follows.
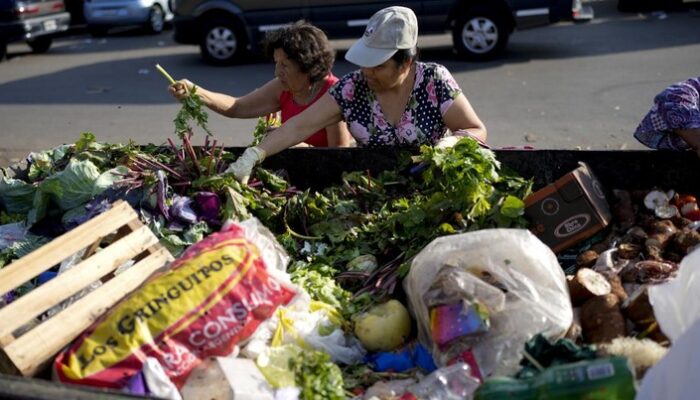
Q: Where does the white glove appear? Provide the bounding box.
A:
[435,135,461,150]
[225,146,266,184]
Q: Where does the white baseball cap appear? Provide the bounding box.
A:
[345,6,418,68]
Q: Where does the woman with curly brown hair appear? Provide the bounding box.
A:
[168,21,351,147]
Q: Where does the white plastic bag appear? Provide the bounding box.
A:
[142,357,182,400]
[243,291,365,365]
[404,229,572,377]
[636,318,700,400]
[636,247,700,400]
[648,247,700,342]
[236,218,290,275]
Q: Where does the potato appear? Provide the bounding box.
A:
[354,299,411,352]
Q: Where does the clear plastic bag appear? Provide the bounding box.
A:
[406,363,480,400]
[404,229,572,378]
[0,222,27,250]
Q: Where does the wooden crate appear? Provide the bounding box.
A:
[0,200,174,376]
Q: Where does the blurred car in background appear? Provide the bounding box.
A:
[171,0,593,65]
[0,0,71,60]
[83,0,173,36]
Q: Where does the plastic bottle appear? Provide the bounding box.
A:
[474,357,636,400]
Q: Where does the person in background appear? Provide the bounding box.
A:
[634,76,700,155]
[226,6,487,183]
[168,21,351,148]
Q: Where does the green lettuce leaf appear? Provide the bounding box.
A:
[27,145,70,182]
[39,160,125,211]
[0,178,36,214]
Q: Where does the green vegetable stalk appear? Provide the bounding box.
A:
[156,64,212,139]
[251,113,281,146]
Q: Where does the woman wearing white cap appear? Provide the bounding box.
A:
[227,6,487,183]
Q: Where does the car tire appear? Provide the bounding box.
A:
[145,4,165,34]
[0,41,6,61]
[452,5,510,61]
[199,16,246,66]
[27,36,52,53]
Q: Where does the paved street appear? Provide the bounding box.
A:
[0,0,699,165]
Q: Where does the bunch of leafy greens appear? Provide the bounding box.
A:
[174,85,212,139]
[0,135,531,319]
[0,132,133,226]
[290,349,346,400]
[279,138,532,310]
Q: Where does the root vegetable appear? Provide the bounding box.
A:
[644,222,676,260]
[590,231,616,254]
[620,227,648,246]
[568,268,611,306]
[603,271,628,302]
[654,205,678,219]
[644,190,669,211]
[617,243,641,259]
[581,294,626,344]
[668,229,700,256]
[622,286,654,325]
[620,260,677,284]
[613,190,636,229]
[671,215,691,229]
[650,220,678,236]
[576,250,599,269]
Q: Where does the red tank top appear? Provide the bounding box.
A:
[279,74,338,147]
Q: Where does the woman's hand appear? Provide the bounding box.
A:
[225,147,266,183]
[168,79,195,101]
[676,128,700,157]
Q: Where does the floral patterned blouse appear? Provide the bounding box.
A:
[329,62,462,147]
[634,76,700,150]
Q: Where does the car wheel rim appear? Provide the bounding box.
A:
[206,27,237,60]
[151,8,164,32]
[461,17,498,54]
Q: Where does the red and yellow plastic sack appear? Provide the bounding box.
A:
[54,223,296,388]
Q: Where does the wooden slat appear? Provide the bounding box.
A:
[3,247,174,376]
[127,219,157,255]
[0,225,158,340]
[0,349,20,375]
[0,201,138,296]
[81,236,104,260]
